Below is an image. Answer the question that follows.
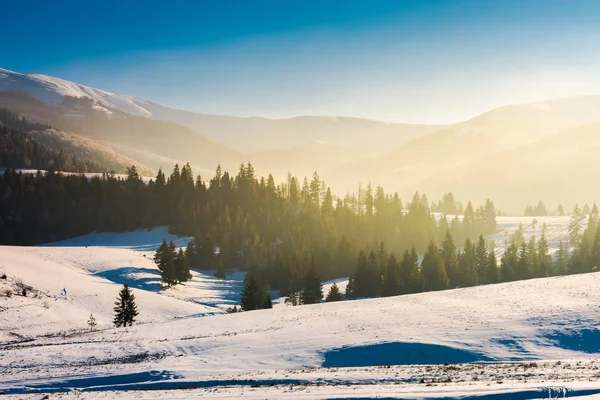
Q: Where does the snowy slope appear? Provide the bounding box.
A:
[2,220,600,397]
[0,68,151,117]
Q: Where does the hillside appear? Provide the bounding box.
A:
[410,122,600,213]
[0,91,241,175]
[2,220,600,397]
[331,96,600,199]
[0,68,441,155]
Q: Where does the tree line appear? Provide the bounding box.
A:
[0,163,497,295]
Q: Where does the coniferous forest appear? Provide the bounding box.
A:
[0,109,105,173]
[1,162,598,305]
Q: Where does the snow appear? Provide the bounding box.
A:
[0,68,152,118]
[2,224,600,398]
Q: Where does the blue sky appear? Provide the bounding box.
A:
[2,0,600,123]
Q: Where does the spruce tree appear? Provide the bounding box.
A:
[569,204,584,245]
[301,258,323,304]
[113,284,139,328]
[421,241,449,292]
[175,248,191,282]
[326,282,343,302]
[241,272,261,311]
[160,241,177,286]
[554,241,568,276]
[344,275,355,299]
[382,254,401,297]
[486,248,498,284]
[215,262,226,279]
[459,238,477,287]
[475,235,488,284]
[441,230,460,287]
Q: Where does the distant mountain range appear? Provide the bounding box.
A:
[2,66,600,213]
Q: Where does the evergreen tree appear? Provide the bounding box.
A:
[500,242,518,282]
[554,241,568,276]
[441,230,460,287]
[399,247,420,294]
[241,272,263,311]
[421,241,449,292]
[215,262,226,279]
[537,229,551,277]
[344,275,355,300]
[459,238,477,287]
[475,235,488,284]
[175,248,191,282]
[326,282,343,302]
[301,258,323,304]
[113,284,139,327]
[160,241,177,286]
[262,293,273,309]
[381,253,401,297]
[486,248,498,284]
[569,204,584,245]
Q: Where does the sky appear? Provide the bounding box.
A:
[2,0,600,124]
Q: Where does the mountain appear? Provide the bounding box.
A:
[0,91,241,175]
[0,68,441,154]
[408,122,600,213]
[331,96,600,202]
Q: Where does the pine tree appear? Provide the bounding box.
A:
[441,230,460,287]
[262,293,273,309]
[154,239,168,266]
[486,248,498,284]
[326,282,343,302]
[175,248,191,283]
[160,241,177,286]
[344,275,355,299]
[500,242,518,282]
[569,204,584,245]
[459,238,477,287]
[381,253,401,297]
[241,272,262,311]
[215,262,226,279]
[475,235,488,284]
[301,258,323,304]
[537,230,551,277]
[421,241,449,292]
[399,247,420,294]
[554,241,568,276]
[113,284,139,328]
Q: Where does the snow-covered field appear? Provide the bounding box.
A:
[2,217,599,399]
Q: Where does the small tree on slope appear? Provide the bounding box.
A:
[113,284,139,328]
[325,282,343,302]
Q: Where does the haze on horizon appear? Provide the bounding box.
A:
[3,0,600,124]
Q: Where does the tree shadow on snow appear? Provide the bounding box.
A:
[322,342,493,368]
[544,328,600,354]
[94,267,162,292]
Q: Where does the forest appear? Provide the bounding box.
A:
[0,108,105,173]
[1,161,599,307]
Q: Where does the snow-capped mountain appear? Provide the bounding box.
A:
[0,68,152,117]
[0,67,441,155]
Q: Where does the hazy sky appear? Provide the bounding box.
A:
[3,0,600,124]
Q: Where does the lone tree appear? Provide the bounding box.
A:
[87,314,97,332]
[325,282,343,302]
[113,284,139,327]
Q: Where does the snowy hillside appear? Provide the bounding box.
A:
[0,68,151,117]
[2,220,600,398]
